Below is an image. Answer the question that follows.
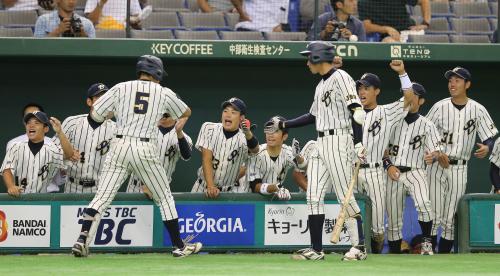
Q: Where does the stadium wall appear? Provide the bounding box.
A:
[0,39,499,194]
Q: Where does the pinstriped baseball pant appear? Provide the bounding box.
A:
[88,137,178,221]
[358,167,386,235]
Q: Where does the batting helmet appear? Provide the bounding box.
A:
[300,41,336,64]
[136,55,167,81]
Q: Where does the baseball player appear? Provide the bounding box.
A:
[267,41,366,261]
[191,97,260,197]
[247,116,305,200]
[426,67,498,253]
[292,140,320,192]
[1,111,65,196]
[72,55,202,258]
[355,60,415,253]
[489,139,500,194]
[51,83,116,193]
[6,103,52,152]
[126,113,192,195]
[385,82,441,255]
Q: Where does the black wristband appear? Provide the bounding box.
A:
[247,135,259,149]
[383,156,393,170]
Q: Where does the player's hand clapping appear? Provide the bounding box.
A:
[387,166,401,181]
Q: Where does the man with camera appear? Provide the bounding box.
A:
[34,0,95,38]
[307,0,366,41]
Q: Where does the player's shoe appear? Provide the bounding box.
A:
[72,238,89,257]
[291,248,325,260]
[421,238,434,256]
[342,245,367,261]
[172,242,203,258]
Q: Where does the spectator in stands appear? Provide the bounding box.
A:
[358,0,431,42]
[198,0,250,21]
[307,0,366,41]
[85,0,142,30]
[235,0,289,32]
[1,0,38,10]
[34,0,95,37]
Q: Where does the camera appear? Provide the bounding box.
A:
[62,14,83,37]
[330,22,346,41]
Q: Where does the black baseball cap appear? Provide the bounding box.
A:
[264,116,288,134]
[444,67,471,81]
[24,111,50,126]
[221,97,247,115]
[87,83,109,98]
[356,73,381,89]
[410,82,426,98]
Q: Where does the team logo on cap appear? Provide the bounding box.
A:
[229,97,237,103]
[452,67,462,72]
[361,73,369,80]
[98,84,106,90]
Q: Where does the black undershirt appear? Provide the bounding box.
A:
[87,114,103,130]
[321,68,336,81]
[364,108,374,113]
[270,156,278,162]
[223,128,239,139]
[28,140,44,155]
[452,102,466,111]
[404,112,420,124]
[159,125,174,135]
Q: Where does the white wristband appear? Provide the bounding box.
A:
[260,183,271,195]
[399,73,412,91]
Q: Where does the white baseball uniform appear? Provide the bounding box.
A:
[490,138,500,168]
[294,140,334,193]
[126,126,192,193]
[191,122,249,193]
[426,98,498,240]
[247,143,296,190]
[86,80,189,222]
[1,139,64,193]
[52,114,116,193]
[386,114,442,242]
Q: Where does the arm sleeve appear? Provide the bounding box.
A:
[425,103,440,128]
[246,154,263,182]
[195,123,214,152]
[337,70,362,107]
[178,134,193,161]
[163,89,189,120]
[477,106,499,141]
[131,0,142,15]
[356,21,367,42]
[92,85,118,122]
[279,0,289,24]
[425,121,443,153]
[83,18,96,38]
[50,145,66,169]
[84,0,97,13]
[383,98,408,125]
[33,16,48,37]
[0,144,18,176]
[284,113,315,129]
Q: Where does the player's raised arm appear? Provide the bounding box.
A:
[175,117,192,160]
[50,117,74,160]
[390,60,416,109]
[91,85,118,123]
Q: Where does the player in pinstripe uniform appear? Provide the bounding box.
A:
[247,116,305,200]
[268,41,366,261]
[191,97,260,197]
[6,103,53,152]
[489,139,500,194]
[426,67,498,253]
[292,140,325,193]
[126,113,192,195]
[385,82,441,255]
[52,83,116,193]
[72,55,202,258]
[1,111,65,196]
[355,60,415,253]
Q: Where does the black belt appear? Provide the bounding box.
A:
[116,135,150,142]
[449,159,467,165]
[318,129,343,137]
[69,177,96,187]
[360,163,380,169]
[396,166,412,173]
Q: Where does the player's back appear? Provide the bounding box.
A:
[102,80,187,139]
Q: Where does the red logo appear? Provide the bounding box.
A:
[0,210,7,242]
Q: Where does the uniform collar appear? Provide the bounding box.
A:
[159,125,174,135]
[404,112,420,124]
[28,140,44,155]
[322,68,336,81]
[87,114,103,130]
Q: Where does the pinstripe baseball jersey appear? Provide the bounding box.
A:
[52,114,116,191]
[6,134,52,152]
[388,115,442,169]
[127,127,192,192]
[91,80,188,139]
[1,140,64,193]
[489,138,500,167]
[363,98,408,163]
[295,140,317,174]
[309,69,361,131]
[426,98,498,161]
[194,122,248,191]
[247,143,296,186]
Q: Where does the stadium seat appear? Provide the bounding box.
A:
[491,18,498,30]
[179,12,231,31]
[452,2,493,18]
[186,0,200,12]
[450,34,491,43]
[220,31,264,40]
[0,27,33,37]
[95,29,126,38]
[131,29,174,39]
[0,10,38,27]
[491,2,498,18]
[451,18,492,35]
[225,12,240,30]
[430,1,454,18]
[175,30,220,40]
[408,34,449,43]
[426,17,455,34]
[141,12,183,30]
[300,0,331,20]
[149,0,187,12]
[265,32,307,41]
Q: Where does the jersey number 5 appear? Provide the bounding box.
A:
[134,92,149,114]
